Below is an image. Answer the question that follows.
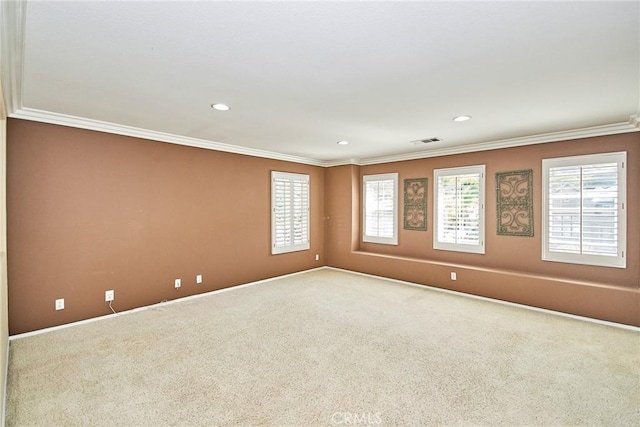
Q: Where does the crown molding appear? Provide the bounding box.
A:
[2,0,637,168]
[354,118,639,166]
[9,108,638,168]
[3,0,638,169]
[320,158,360,167]
[10,107,326,167]
[0,0,26,116]
[2,0,326,167]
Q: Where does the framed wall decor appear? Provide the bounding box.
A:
[403,178,427,231]
[496,169,533,236]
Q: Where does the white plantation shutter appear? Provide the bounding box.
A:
[271,172,310,254]
[434,165,485,254]
[543,152,626,268]
[363,173,398,245]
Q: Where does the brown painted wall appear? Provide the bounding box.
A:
[326,133,640,326]
[6,118,640,333]
[1,110,8,416]
[7,119,325,334]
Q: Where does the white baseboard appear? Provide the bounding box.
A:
[2,335,8,427]
[9,267,326,341]
[9,265,638,341]
[326,266,640,332]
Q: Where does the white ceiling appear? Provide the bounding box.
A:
[3,1,639,165]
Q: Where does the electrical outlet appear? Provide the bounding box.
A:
[315,254,319,261]
[105,290,114,302]
[196,274,203,284]
[55,298,65,310]
[451,272,457,281]
[175,278,181,289]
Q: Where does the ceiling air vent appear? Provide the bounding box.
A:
[411,137,442,145]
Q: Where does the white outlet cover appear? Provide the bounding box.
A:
[105,290,114,302]
[55,298,64,310]
[451,272,457,281]
[175,278,181,288]
[196,274,203,284]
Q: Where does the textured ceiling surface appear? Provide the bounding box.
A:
[13,1,640,162]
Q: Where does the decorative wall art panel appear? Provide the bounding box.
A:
[404,178,427,231]
[496,169,534,236]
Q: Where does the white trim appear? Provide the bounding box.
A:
[0,78,8,426]
[0,0,26,116]
[321,158,360,167]
[2,335,7,427]
[11,108,327,167]
[324,267,640,332]
[9,267,326,341]
[542,151,626,268]
[362,173,398,245]
[11,109,638,168]
[1,0,637,168]
[271,171,311,255]
[8,265,639,340]
[434,165,485,254]
[1,336,4,419]
[357,121,638,166]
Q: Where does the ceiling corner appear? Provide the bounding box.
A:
[0,0,26,116]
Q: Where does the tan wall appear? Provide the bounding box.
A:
[6,119,326,334]
[6,117,640,333]
[326,133,640,326]
[0,95,8,420]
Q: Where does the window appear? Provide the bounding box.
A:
[271,171,310,254]
[434,165,485,253]
[542,152,626,268]
[363,173,398,245]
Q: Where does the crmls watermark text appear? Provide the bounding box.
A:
[331,412,383,425]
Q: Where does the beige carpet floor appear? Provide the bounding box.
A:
[6,268,640,426]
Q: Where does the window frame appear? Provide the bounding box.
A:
[542,151,626,268]
[271,171,310,255]
[433,165,486,254]
[362,173,399,245]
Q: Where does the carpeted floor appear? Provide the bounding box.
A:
[6,268,640,426]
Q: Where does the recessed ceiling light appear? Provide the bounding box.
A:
[337,140,349,145]
[211,103,230,111]
[453,115,471,122]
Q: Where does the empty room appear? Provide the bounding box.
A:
[0,1,638,426]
